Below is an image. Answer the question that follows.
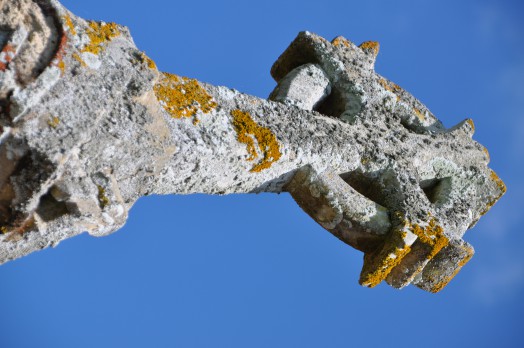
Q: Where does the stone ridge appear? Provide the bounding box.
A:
[0,0,505,293]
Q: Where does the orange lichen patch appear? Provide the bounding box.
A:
[97,185,110,209]
[63,14,77,36]
[331,36,351,47]
[480,170,507,216]
[72,52,87,67]
[140,52,157,70]
[0,44,16,71]
[153,73,217,124]
[409,217,449,260]
[359,41,380,56]
[57,60,66,73]
[466,118,475,132]
[359,231,411,287]
[490,169,506,195]
[480,199,497,217]
[360,157,370,165]
[482,146,490,162]
[413,107,425,122]
[230,109,282,173]
[82,21,121,55]
[379,78,402,102]
[430,244,474,293]
[47,116,60,128]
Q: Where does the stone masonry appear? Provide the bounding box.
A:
[0,0,505,292]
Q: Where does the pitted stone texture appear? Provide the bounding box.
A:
[285,165,390,253]
[0,0,60,85]
[269,31,505,290]
[269,63,331,110]
[0,1,505,293]
[413,239,474,293]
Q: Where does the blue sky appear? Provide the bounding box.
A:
[1,0,523,347]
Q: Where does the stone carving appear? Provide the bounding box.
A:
[0,0,505,293]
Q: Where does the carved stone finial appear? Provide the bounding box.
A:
[270,32,505,291]
[0,1,505,293]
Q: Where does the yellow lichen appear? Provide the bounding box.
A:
[413,108,425,122]
[0,226,7,235]
[230,109,282,173]
[140,52,157,70]
[72,52,87,67]
[82,21,121,55]
[57,60,66,74]
[359,230,411,287]
[482,146,490,162]
[480,170,507,216]
[466,118,475,132]
[331,36,351,47]
[409,217,449,260]
[359,41,380,56]
[490,170,506,195]
[97,185,110,209]
[378,78,401,101]
[430,244,474,293]
[153,73,217,124]
[47,116,60,128]
[63,14,77,36]
[360,214,449,287]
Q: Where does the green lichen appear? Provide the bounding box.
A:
[97,185,110,209]
[47,116,60,128]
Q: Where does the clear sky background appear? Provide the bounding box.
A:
[1,0,523,347]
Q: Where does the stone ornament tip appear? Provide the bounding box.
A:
[271,32,505,292]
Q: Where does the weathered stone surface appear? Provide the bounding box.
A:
[0,0,505,292]
[269,63,331,110]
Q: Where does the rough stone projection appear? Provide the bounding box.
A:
[0,0,505,292]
